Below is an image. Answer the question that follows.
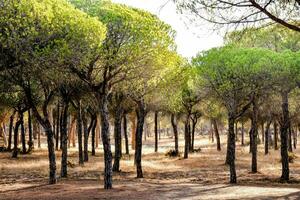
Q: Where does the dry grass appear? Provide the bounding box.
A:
[1,135,300,199]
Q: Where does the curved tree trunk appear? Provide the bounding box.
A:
[212,119,221,151]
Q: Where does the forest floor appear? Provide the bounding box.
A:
[1,135,300,199]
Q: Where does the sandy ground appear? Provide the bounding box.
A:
[1,135,300,200]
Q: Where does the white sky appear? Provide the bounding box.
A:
[112,0,224,58]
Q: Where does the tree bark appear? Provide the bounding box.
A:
[154,111,158,152]
[12,114,22,158]
[123,114,129,155]
[77,101,84,165]
[91,117,97,156]
[251,99,258,173]
[20,111,26,154]
[83,111,89,162]
[241,122,245,146]
[274,120,278,150]
[228,113,237,184]
[212,119,221,151]
[60,102,69,178]
[131,114,136,150]
[113,104,123,172]
[280,91,289,182]
[55,104,60,151]
[99,95,113,189]
[288,123,293,152]
[135,100,146,178]
[184,115,190,159]
[171,114,179,155]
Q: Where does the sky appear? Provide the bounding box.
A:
[111,0,224,58]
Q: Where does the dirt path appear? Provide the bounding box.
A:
[2,135,300,199]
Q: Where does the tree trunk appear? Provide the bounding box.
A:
[55,104,60,151]
[91,117,97,156]
[60,102,69,178]
[135,100,146,178]
[131,114,136,150]
[241,122,245,146]
[293,126,297,149]
[184,115,190,159]
[288,123,293,152]
[77,101,84,165]
[20,112,26,154]
[8,112,15,151]
[113,104,123,172]
[235,122,238,142]
[274,120,278,150]
[191,118,197,151]
[228,113,236,184]
[280,91,289,182]
[154,111,158,152]
[251,99,258,173]
[83,111,89,162]
[261,122,264,143]
[99,95,113,189]
[212,119,221,151]
[12,115,22,158]
[45,122,57,184]
[171,114,179,155]
[123,114,129,155]
[28,109,34,151]
[265,119,272,155]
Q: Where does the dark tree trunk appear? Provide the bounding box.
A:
[77,101,84,165]
[241,122,245,146]
[184,115,190,159]
[188,121,192,152]
[12,115,22,158]
[123,114,129,155]
[60,102,69,178]
[113,104,123,172]
[99,94,113,189]
[288,123,293,152]
[228,113,237,184]
[171,114,179,155]
[154,111,158,152]
[265,119,272,155]
[191,117,198,151]
[91,117,97,156]
[55,104,60,151]
[20,112,26,154]
[274,120,278,150]
[280,91,289,182]
[212,119,221,151]
[235,122,238,142]
[249,124,253,153]
[8,112,15,151]
[135,100,146,178]
[261,122,264,143]
[251,99,258,173]
[44,122,57,184]
[293,126,297,149]
[28,109,34,150]
[83,111,89,162]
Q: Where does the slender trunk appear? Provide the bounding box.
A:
[99,95,112,189]
[123,114,129,155]
[280,91,289,182]
[171,114,179,155]
[293,126,297,149]
[96,116,100,148]
[251,99,258,173]
[28,109,33,150]
[274,121,278,150]
[12,115,21,158]
[55,104,60,151]
[45,122,57,184]
[131,114,136,150]
[288,123,293,152]
[241,122,245,146]
[212,119,221,151]
[191,118,197,151]
[135,100,146,178]
[8,112,15,151]
[77,101,84,165]
[228,113,236,184]
[83,111,89,162]
[91,117,97,156]
[249,125,253,153]
[154,111,158,152]
[20,112,26,153]
[38,124,41,148]
[235,122,238,142]
[265,119,272,155]
[61,102,69,178]
[261,122,264,143]
[113,105,123,172]
[184,115,190,159]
